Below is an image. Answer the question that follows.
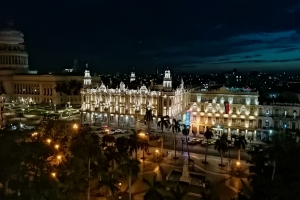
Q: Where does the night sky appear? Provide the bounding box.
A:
[2,0,300,73]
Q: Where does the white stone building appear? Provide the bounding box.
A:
[80,69,190,129]
[257,103,300,140]
[188,87,259,139]
[0,21,100,106]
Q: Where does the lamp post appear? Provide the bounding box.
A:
[155,149,159,163]
[118,183,122,199]
[236,161,240,176]
[139,132,146,160]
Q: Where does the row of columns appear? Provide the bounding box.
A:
[14,83,40,95]
[0,55,28,65]
[192,125,257,140]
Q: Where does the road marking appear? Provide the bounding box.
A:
[187,192,202,197]
[194,164,228,176]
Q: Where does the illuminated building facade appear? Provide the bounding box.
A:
[187,87,259,139]
[80,70,190,129]
[257,103,300,140]
[0,22,99,106]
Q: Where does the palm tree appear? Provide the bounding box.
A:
[157,115,170,154]
[181,124,190,160]
[101,134,116,148]
[115,136,130,153]
[103,146,119,170]
[55,79,82,106]
[202,128,213,164]
[143,175,165,200]
[214,134,228,167]
[96,171,119,199]
[170,119,181,159]
[70,130,102,200]
[233,135,248,162]
[201,189,215,200]
[129,129,142,159]
[144,109,154,132]
[118,158,140,200]
[165,184,187,200]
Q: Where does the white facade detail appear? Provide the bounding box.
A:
[130,72,135,82]
[84,70,92,86]
[163,70,172,91]
[80,70,190,129]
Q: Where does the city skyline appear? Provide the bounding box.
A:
[2,0,300,73]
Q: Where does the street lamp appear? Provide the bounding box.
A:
[236,161,240,175]
[54,144,59,150]
[118,183,122,199]
[31,132,38,137]
[51,172,56,178]
[73,123,78,129]
[139,132,146,160]
[46,139,51,144]
[155,149,159,163]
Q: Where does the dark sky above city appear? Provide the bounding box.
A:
[2,0,300,73]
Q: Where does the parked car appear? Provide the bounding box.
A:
[110,129,116,134]
[115,129,123,133]
[201,140,215,147]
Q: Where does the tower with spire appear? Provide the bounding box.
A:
[163,69,172,91]
[83,63,92,86]
[130,67,136,82]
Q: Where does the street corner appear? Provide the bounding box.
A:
[139,161,158,173]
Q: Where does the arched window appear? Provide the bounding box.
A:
[258,119,262,128]
[293,110,297,118]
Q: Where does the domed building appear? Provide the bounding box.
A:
[0,20,28,72]
[0,21,99,108]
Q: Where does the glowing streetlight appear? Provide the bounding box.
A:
[46,139,51,144]
[57,155,62,160]
[139,132,147,160]
[31,132,38,137]
[118,183,122,199]
[236,161,241,176]
[73,123,78,129]
[54,144,59,150]
[51,172,56,178]
[155,149,159,162]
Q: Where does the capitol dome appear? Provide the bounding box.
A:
[0,20,28,71]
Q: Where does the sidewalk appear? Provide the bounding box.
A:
[149,147,250,176]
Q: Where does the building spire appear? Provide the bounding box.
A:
[130,67,136,82]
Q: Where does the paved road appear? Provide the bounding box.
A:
[148,134,255,161]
